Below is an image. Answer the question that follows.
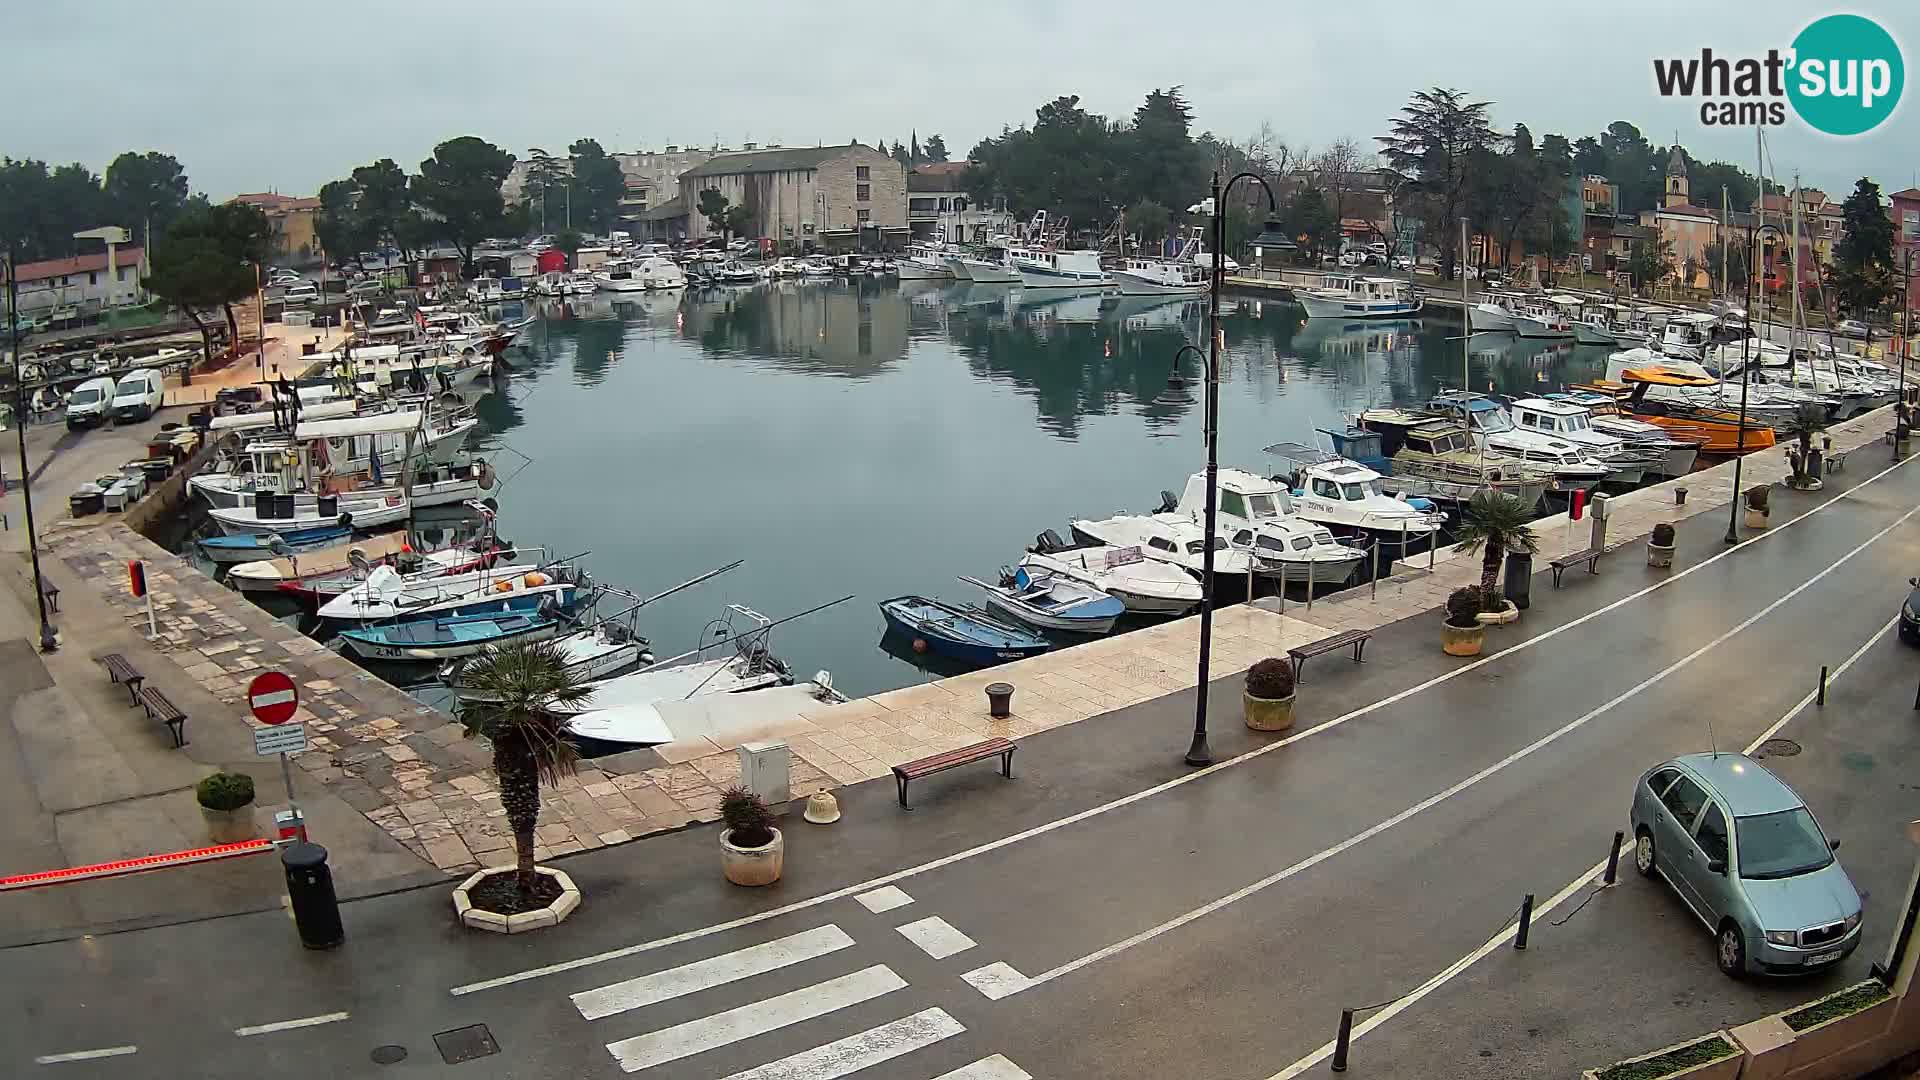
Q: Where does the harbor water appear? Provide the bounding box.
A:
[443,280,1618,700]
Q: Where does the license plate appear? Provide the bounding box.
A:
[1806,950,1842,965]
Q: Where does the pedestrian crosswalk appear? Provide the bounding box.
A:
[571,907,1032,1078]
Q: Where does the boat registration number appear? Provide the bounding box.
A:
[1806,950,1842,965]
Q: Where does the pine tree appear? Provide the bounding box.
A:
[1831,177,1897,317]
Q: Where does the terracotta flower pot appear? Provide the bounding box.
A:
[1743,508,1769,530]
[1441,621,1485,657]
[200,804,255,845]
[721,827,785,887]
[1243,690,1296,732]
[1647,542,1674,568]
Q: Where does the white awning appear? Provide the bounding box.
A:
[210,398,357,431]
[295,410,423,439]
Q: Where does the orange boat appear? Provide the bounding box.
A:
[1572,370,1776,454]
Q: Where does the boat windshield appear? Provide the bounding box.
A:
[1340,481,1374,499]
[1245,493,1280,519]
[1185,537,1227,554]
[1475,409,1514,433]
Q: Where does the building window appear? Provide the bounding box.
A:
[857,184,870,202]
[88,271,98,285]
[857,209,871,224]
[856,166,870,181]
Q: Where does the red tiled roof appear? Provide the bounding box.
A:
[913,162,970,176]
[1655,202,1717,219]
[1889,188,1920,202]
[2,247,145,283]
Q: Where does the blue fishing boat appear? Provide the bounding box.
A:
[877,595,1053,666]
[197,523,353,565]
[337,608,566,662]
[960,569,1125,634]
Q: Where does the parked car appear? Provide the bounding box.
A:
[1835,319,1871,339]
[1899,576,1920,643]
[283,282,320,305]
[1338,252,1365,268]
[111,368,164,422]
[1630,753,1862,978]
[1392,256,1414,271]
[347,279,385,298]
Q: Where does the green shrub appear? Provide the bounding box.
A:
[1745,485,1770,512]
[1784,981,1889,1031]
[1651,523,1675,546]
[1594,1034,1735,1080]
[721,786,776,847]
[195,772,255,811]
[1245,658,1296,699]
[1446,587,1485,628]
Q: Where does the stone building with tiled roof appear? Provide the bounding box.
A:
[678,143,906,250]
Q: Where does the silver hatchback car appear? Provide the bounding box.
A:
[1630,753,1862,978]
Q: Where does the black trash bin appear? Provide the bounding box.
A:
[1503,551,1533,611]
[282,842,345,950]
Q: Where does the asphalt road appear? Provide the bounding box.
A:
[6,451,1920,1079]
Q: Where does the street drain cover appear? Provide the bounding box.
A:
[370,1045,407,1065]
[435,1024,500,1064]
[1754,738,1801,759]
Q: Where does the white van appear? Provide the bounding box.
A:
[112,369,164,423]
[64,376,120,429]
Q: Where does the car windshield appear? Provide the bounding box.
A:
[68,388,101,404]
[1736,808,1833,880]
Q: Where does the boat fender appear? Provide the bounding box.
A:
[476,460,495,490]
[338,512,354,529]
[523,572,548,588]
[494,580,515,594]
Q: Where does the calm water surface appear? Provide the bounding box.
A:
[464,282,1615,699]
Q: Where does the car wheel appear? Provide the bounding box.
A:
[1716,921,1748,979]
[1633,828,1658,877]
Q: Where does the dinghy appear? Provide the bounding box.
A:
[960,569,1124,634]
[878,596,1053,665]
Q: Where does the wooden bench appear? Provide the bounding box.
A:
[37,576,59,614]
[1549,547,1603,587]
[136,686,188,748]
[893,737,1015,810]
[1825,446,1853,473]
[98,653,145,705]
[1287,629,1373,680]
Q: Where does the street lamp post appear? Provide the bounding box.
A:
[1182,170,1279,767]
[6,247,60,651]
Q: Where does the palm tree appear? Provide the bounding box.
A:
[1784,403,1827,487]
[1453,490,1540,606]
[457,640,595,895]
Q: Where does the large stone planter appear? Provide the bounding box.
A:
[1732,980,1898,1080]
[1243,690,1296,732]
[721,827,784,887]
[453,865,581,934]
[1476,599,1519,626]
[1647,542,1675,569]
[1580,1031,1742,1080]
[200,804,256,845]
[1441,621,1485,656]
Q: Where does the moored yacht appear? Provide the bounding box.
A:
[1069,512,1259,583]
[1259,445,1447,548]
[1009,245,1110,290]
[1165,469,1368,584]
[1112,257,1208,296]
[1424,391,1610,488]
[1295,274,1422,319]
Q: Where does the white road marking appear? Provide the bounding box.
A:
[233,1011,351,1036]
[718,1007,963,1080]
[34,1046,138,1065]
[604,964,906,1074]
[1007,505,1920,995]
[854,885,914,913]
[449,446,1918,997]
[935,1054,1035,1080]
[960,962,1033,1000]
[895,916,976,960]
[573,925,855,1021]
[1264,613,1900,1079]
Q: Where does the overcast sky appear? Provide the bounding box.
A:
[4,0,1912,201]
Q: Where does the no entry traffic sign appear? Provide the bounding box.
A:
[248,671,299,725]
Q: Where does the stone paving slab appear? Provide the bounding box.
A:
[38,403,1899,881]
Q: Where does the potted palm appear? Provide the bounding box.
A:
[1243,658,1297,732]
[1743,485,1770,529]
[195,772,256,844]
[1783,404,1826,490]
[1442,587,1488,656]
[720,786,784,886]
[1453,490,1537,625]
[1647,522,1676,568]
[451,639,593,933]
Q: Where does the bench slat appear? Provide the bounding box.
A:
[1288,629,1371,658]
[895,737,1015,778]
[1548,548,1601,568]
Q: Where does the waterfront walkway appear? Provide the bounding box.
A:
[5,402,1917,1078]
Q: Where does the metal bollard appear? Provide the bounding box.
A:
[1307,556,1315,610]
[1514,893,1535,951]
[1331,1008,1355,1072]
[1818,665,1828,707]
[1603,830,1625,885]
[1371,541,1379,600]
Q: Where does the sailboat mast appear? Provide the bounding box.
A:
[1721,186,1729,300]
[1791,174,1803,383]
[1460,216,1470,391]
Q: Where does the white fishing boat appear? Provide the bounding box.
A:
[1294,274,1422,319]
[1657,312,1719,359]
[209,490,412,536]
[1511,297,1575,339]
[897,243,957,281]
[1425,392,1610,487]
[955,252,1018,284]
[1010,246,1110,291]
[1467,293,1517,332]
[1541,391,1701,477]
[443,620,651,702]
[317,561,584,623]
[565,607,797,715]
[1507,397,1669,482]
[1256,447,1448,546]
[1166,469,1371,583]
[1112,257,1207,296]
[960,568,1124,634]
[1069,512,1261,583]
[594,258,647,292]
[1020,534,1202,615]
[468,277,505,303]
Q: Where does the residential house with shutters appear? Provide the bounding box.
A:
[231,192,321,262]
[1891,188,1920,315]
[907,163,1012,245]
[677,143,907,251]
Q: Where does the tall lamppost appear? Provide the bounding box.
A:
[1725,223,1781,545]
[6,247,59,651]
[1178,170,1280,767]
